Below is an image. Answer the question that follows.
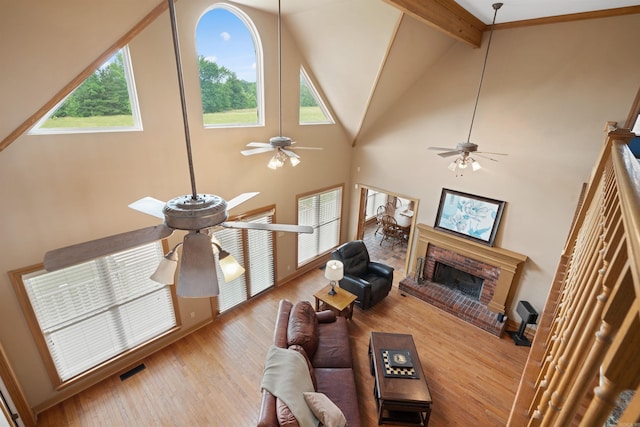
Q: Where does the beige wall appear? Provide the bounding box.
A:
[351,14,640,323]
[0,0,352,409]
[1,0,639,413]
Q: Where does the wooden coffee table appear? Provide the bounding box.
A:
[313,284,357,319]
[369,332,432,425]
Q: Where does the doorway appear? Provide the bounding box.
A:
[355,185,419,276]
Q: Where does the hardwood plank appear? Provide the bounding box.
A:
[37,228,529,426]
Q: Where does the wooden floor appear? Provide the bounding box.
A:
[37,228,529,426]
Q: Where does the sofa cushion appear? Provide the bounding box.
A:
[287,301,319,359]
[276,398,300,427]
[289,344,317,391]
[315,368,361,427]
[303,392,347,427]
[312,317,352,369]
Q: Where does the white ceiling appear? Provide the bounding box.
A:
[232,0,640,23]
[456,0,640,24]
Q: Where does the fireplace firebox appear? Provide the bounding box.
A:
[433,262,484,300]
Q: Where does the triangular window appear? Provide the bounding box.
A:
[29,46,142,134]
[299,66,333,125]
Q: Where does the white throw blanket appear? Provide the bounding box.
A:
[261,345,319,427]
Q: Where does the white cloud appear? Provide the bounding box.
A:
[220,31,231,41]
[204,55,217,63]
[251,62,256,70]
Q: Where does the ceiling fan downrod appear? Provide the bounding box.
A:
[168,0,199,201]
[465,2,502,145]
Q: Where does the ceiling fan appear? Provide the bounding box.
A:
[240,0,322,169]
[428,142,506,171]
[429,3,507,173]
[43,0,312,298]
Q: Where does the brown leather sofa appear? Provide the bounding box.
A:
[257,299,361,427]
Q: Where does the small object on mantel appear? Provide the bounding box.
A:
[507,300,538,347]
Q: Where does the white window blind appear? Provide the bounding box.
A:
[214,209,274,313]
[298,187,342,266]
[21,242,175,382]
[366,190,387,221]
[214,227,247,312]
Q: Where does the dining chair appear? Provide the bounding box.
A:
[380,215,403,247]
[374,205,386,236]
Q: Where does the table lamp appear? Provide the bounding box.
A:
[325,260,343,295]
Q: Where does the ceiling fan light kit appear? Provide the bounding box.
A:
[429,3,506,174]
[43,0,313,299]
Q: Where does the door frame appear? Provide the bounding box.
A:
[354,184,419,276]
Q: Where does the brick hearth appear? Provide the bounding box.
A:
[399,277,505,336]
[401,224,527,337]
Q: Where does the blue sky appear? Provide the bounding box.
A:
[196,8,257,82]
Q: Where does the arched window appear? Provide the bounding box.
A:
[196,4,263,127]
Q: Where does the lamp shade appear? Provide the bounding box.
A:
[150,249,179,284]
[325,260,344,281]
[219,253,245,283]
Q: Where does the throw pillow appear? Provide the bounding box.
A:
[287,301,319,358]
[303,392,347,427]
[276,397,301,427]
[288,344,317,391]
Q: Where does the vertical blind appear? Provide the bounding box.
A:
[21,241,175,382]
[214,210,274,313]
[297,186,342,266]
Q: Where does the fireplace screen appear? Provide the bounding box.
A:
[433,262,484,300]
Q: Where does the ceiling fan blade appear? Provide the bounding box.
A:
[476,151,507,156]
[128,197,166,219]
[222,221,313,234]
[290,146,323,151]
[226,192,259,210]
[241,146,276,156]
[177,232,219,298]
[475,153,500,162]
[44,224,174,271]
[428,147,457,151]
[246,142,271,148]
[437,151,462,158]
[282,149,300,159]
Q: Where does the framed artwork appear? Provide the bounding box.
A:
[434,188,505,246]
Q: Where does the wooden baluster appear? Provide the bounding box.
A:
[582,305,640,425]
[529,183,608,423]
[545,215,624,425]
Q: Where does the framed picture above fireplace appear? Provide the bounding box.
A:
[434,188,505,246]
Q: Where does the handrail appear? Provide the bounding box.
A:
[507,128,639,426]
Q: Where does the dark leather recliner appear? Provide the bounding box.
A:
[331,240,394,310]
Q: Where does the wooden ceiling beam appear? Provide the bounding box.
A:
[383,0,487,48]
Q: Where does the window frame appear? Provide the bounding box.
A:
[299,66,334,125]
[9,240,180,389]
[296,185,344,268]
[28,45,143,135]
[196,3,264,128]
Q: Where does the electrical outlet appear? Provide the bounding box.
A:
[190,311,195,319]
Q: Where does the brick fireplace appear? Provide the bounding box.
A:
[399,224,527,337]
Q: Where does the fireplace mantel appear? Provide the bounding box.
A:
[411,224,527,315]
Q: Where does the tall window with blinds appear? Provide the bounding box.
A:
[297,186,343,266]
[214,208,275,313]
[12,241,177,385]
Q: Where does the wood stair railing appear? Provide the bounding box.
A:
[507,127,640,426]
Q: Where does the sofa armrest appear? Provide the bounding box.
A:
[257,390,279,427]
[368,262,394,281]
[316,310,337,323]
